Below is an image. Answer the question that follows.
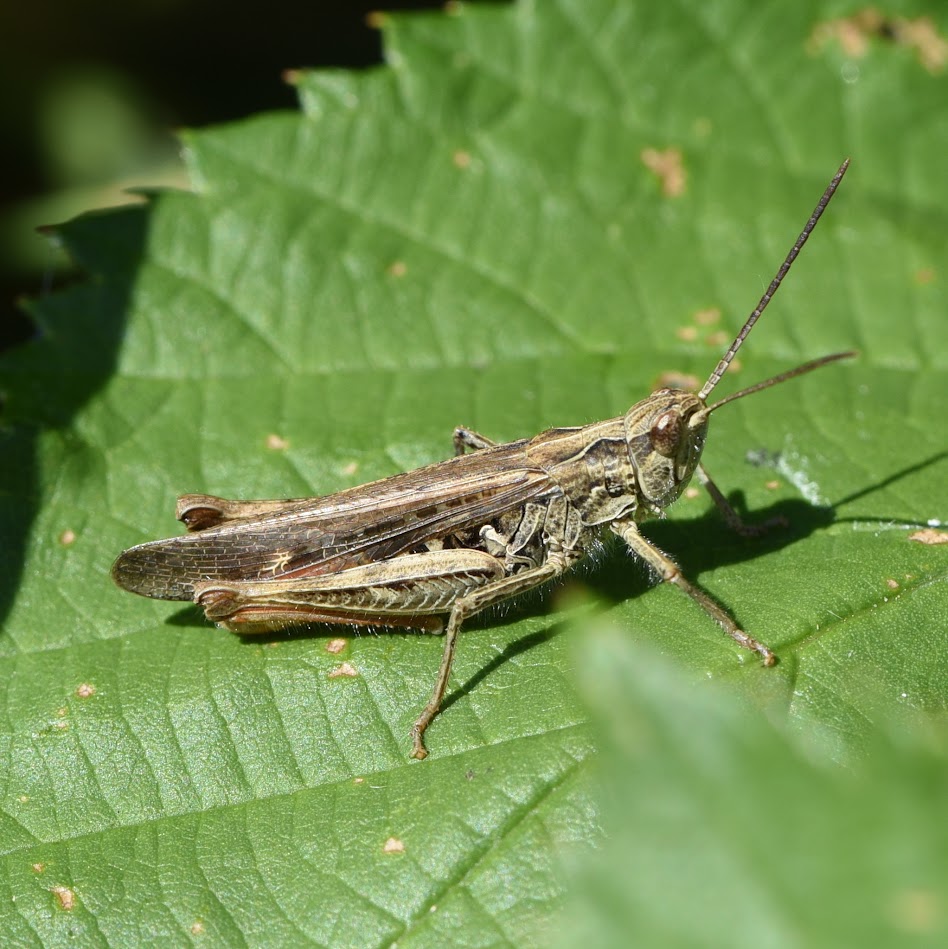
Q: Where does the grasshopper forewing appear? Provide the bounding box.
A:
[113,160,855,759]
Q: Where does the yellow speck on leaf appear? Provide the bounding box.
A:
[382,837,405,854]
[641,147,685,197]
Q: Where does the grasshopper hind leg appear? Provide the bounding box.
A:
[192,550,506,636]
[195,585,445,634]
[410,555,568,759]
[191,545,572,760]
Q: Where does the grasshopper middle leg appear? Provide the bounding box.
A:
[454,427,497,454]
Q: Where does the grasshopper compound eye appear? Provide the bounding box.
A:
[649,411,681,457]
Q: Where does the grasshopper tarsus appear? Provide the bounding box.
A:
[698,465,788,538]
[739,514,790,539]
[113,162,852,758]
[410,728,430,760]
[731,630,778,666]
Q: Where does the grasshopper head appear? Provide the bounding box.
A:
[618,160,856,514]
[624,390,709,508]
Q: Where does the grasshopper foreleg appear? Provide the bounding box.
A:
[612,517,776,665]
[697,465,788,538]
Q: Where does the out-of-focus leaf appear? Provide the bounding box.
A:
[566,623,948,948]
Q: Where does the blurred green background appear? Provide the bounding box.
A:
[0,0,445,353]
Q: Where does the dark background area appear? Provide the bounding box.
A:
[0,0,447,355]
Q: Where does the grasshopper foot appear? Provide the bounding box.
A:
[409,723,430,760]
[411,697,445,759]
[732,629,777,666]
[731,513,789,539]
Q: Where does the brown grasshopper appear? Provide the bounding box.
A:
[113,160,854,759]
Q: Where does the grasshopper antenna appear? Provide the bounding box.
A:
[704,349,857,414]
[698,159,850,402]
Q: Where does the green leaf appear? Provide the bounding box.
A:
[1,1,946,944]
[566,624,948,948]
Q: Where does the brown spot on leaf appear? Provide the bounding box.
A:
[329,662,358,679]
[382,836,405,854]
[909,528,948,545]
[266,433,289,451]
[640,147,686,197]
[808,10,947,74]
[675,326,699,342]
[51,886,76,911]
[326,638,347,654]
[896,16,948,73]
[75,683,96,699]
[914,267,936,285]
[59,529,76,546]
[808,8,882,57]
[387,260,407,278]
[693,307,721,326]
[655,371,700,391]
[453,149,472,169]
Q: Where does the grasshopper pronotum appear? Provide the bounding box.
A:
[113,161,854,759]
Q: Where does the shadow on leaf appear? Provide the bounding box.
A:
[0,206,149,631]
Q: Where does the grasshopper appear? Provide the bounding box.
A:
[113,160,854,759]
